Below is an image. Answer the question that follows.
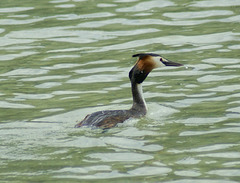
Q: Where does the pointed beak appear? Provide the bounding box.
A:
[162,59,183,66]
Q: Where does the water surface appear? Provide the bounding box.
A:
[0,0,240,182]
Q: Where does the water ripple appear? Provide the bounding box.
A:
[190,0,240,7]
[208,169,240,177]
[164,10,234,19]
[180,127,240,136]
[0,51,37,61]
[52,12,115,20]
[1,68,48,76]
[169,144,238,153]
[116,0,174,12]
[0,18,44,25]
[88,32,240,52]
[87,152,153,162]
[0,7,34,13]
[54,166,171,179]
[0,101,34,109]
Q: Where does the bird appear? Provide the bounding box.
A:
[75,53,182,129]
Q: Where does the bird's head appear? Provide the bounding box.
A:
[129,53,182,84]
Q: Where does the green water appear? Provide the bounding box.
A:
[0,0,240,182]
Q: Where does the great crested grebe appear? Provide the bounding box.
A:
[75,53,182,129]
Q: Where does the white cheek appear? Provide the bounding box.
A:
[153,57,166,68]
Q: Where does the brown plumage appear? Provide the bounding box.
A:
[136,55,158,73]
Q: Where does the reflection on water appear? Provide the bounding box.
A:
[0,0,240,182]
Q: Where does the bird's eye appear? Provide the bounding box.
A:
[160,58,163,61]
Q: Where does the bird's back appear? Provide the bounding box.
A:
[75,109,134,129]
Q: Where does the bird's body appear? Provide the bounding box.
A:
[75,53,182,129]
[78,109,141,129]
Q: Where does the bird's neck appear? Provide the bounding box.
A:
[130,81,147,116]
